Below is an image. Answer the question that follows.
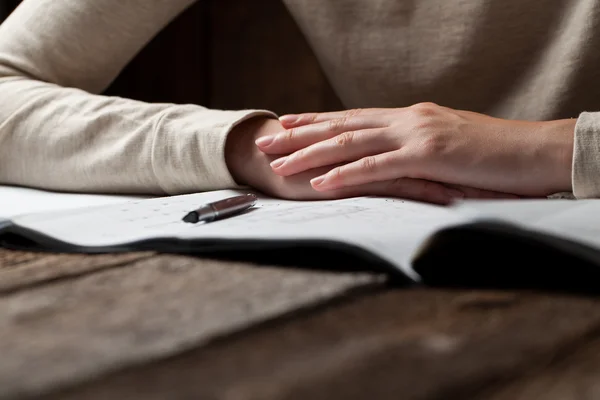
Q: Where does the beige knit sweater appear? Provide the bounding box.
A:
[0,0,599,197]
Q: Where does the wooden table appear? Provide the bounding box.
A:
[2,248,600,400]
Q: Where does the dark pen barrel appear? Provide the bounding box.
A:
[182,194,257,224]
[211,194,258,217]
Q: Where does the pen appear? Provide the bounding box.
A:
[182,193,258,224]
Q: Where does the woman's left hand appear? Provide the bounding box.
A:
[255,103,576,197]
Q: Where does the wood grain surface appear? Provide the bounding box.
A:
[0,249,383,399]
[44,287,600,400]
[3,247,600,400]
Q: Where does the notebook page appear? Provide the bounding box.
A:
[0,185,145,231]
[11,190,465,278]
[0,185,146,219]
[454,199,600,249]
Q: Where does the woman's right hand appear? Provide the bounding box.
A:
[225,117,517,204]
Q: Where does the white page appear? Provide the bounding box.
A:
[11,190,466,279]
[454,199,600,249]
[0,185,147,220]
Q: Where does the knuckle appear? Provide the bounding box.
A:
[407,103,441,133]
[410,102,439,117]
[333,166,344,180]
[360,156,378,172]
[335,130,355,147]
[329,167,344,183]
[294,114,316,125]
[284,128,297,142]
[345,108,363,118]
[328,117,348,132]
[307,113,318,124]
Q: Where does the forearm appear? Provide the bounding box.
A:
[0,78,275,194]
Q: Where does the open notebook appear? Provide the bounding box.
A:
[2,189,600,286]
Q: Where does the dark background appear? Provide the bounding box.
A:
[0,1,342,115]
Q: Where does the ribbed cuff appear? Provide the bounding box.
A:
[151,105,277,194]
[572,112,600,198]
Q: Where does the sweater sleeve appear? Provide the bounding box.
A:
[0,0,276,195]
[572,112,600,198]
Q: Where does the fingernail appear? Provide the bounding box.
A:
[311,176,326,187]
[279,115,299,125]
[255,136,274,147]
[447,189,465,199]
[270,157,287,169]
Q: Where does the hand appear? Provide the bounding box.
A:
[226,116,519,204]
[255,104,576,196]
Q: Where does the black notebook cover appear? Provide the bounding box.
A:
[413,220,600,294]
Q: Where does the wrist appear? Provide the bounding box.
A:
[540,118,576,193]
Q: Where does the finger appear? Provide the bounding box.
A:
[311,151,411,191]
[449,185,521,199]
[278,108,386,129]
[368,178,463,205]
[272,161,461,205]
[256,115,381,155]
[314,178,462,205]
[271,128,392,176]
